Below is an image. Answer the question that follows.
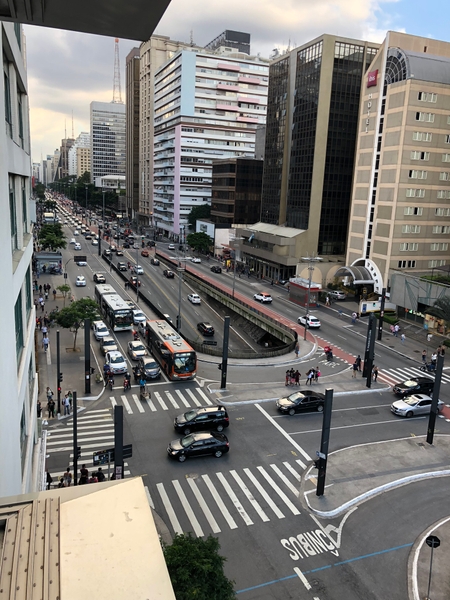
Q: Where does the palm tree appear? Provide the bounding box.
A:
[425,296,450,333]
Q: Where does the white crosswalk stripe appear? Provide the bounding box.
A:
[165,391,180,409]
[152,461,305,537]
[381,365,450,385]
[175,389,191,408]
[108,387,215,415]
[131,394,145,413]
[120,395,133,415]
[154,391,168,410]
[186,388,202,407]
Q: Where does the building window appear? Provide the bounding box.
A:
[437,190,450,199]
[439,172,450,181]
[432,225,450,234]
[445,134,450,144]
[412,131,432,142]
[9,179,17,250]
[429,260,447,268]
[18,92,24,147]
[415,112,435,122]
[406,188,425,198]
[435,207,450,216]
[399,243,418,251]
[398,260,416,268]
[404,206,423,216]
[443,154,450,163]
[15,291,23,362]
[418,92,437,102]
[3,60,12,138]
[402,225,421,233]
[431,243,448,251]
[411,151,430,161]
[22,179,28,232]
[409,170,427,179]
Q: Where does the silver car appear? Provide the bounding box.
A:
[390,394,444,418]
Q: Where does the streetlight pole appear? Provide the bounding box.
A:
[231,237,244,298]
[301,254,322,341]
[176,266,183,332]
[84,183,88,225]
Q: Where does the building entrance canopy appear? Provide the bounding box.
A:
[334,265,374,285]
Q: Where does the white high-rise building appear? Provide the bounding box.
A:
[68,131,90,177]
[90,101,125,183]
[0,21,37,498]
[153,47,269,237]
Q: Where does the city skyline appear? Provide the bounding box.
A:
[25,0,444,164]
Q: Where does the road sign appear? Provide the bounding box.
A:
[316,451,326,459]
[202,340,218,346]
[426,535,441,549]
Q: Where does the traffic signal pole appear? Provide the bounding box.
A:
[73,391,78,485]
[56,330,61,415]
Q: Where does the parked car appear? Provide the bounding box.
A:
[298,315,321,328]
[174,406,229,435]
[93,321,110,341]
[390,394,444,418]
[188,293,201,304]
[117,262,127,271]
[105,351,127,375]
[151,258,160,266]
[167,431,229,462]
[127,340,148,360]
[138,356,161,380]
[254,292,272,303]
[210,265,222,273]
[93,273,106,283]
[100,336,118,355]
[197,322,214,336]
[141,249,150,257]
[163,269,175,278]
[75,275,86,287]
[393,377,435,398]
[276,390,325,416]
[328,290,346,300]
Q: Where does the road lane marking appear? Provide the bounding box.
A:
[47,424,113,438]
[110,397,117,408]
[186,388,202,407]
[46,433,114,447]
[257,466,300,515]
[131,394,145,413]
[270,464,300,497]
[196,387,213,405]
[283,461,302,481]
[144,485,155,509]
[296,459,307,470]
[294,567,311,590]
[154,391,168,410]
[254,403,312,461]
[186,478,221,534]
[165,391,180,409]
[289,416,427,435]
[145,395,157,412]
[229,470,270,523]
[216,472,253,526]
[175,389,191,408]
[120,394,133,415]
[157,483,183,535]
[202,474,238,530]
[172,480,203,537]
[243,468,285,519]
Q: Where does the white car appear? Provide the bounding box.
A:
[91,239,98,246]
[74,242,82,250]
[74,230,79,236]
[168,244,175,250]
[135,265,144,275]
[132,309,147,324]
[105,351,127,374]
[76,260,87,266]
[93,321,110,340]
[188,293,201,304]
[75,275,86,287]
[191,257,202,263]
[254,292,273,303]
[391,394,444,418]
[69,238,76,244]
[298,315,321,328]
[127,340,148,361]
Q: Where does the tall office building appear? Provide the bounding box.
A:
[126,47,140,219]
[345,32,450,294]
[90,101,126,183]
[153,47,269,237]
[205,30,251,55]
[68,131,90,177]
[54,137,75,180]
[0,21,37,498]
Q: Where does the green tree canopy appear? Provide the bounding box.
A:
[425,296,450,329]
[54,297,99,350]
[163,533,235,600]
[186,232,212,253]
[187,204,211,230]
[38,223,67,252]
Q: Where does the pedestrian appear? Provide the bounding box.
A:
[47,397,55,419]
[139,377,146,394]
[314,367,321,383]
[400,333,405,344]
[41,301,45,313]
[37,400,42,418]
[294,341,299,358]
[422,349,427,363]
[38,295,44,306]
[351,312,357,324]
[355,354,362,371]
[394,324,399,337]
[440,346,446,357]
[89,472,98,484]
[352,361,358,378]
[326,296,330,307]
[285,370,290,386]
[44,289,49,300]
[427,333,432,343]
[67,391,73,409]
[431,352,437,365]
[53,289,57,301]
[46,386,53,402]
[306,369,314,385]
[63,395,70,416]
[294,370,300,386]
[372,365,379,382]
[41,324,48,338]
[96,467,106,483]
[42,335,49,351]
[34,298,38,310]
[46,469,53,490]
[37,316,42,330]
[79,465,89,485]
[39,284,43,295]
[63,468,72,487]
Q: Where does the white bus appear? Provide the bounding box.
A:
[94,284,116,303]
[98,293,134,332]
[43,212,57,223]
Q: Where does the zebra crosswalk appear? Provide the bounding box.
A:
[148,459,305,538]
[109,386,214,415]
[45,408,131,481]
[379,365,450,386]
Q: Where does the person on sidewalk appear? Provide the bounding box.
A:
[355,355,362,371]
[351,312,357,324]
[294,341,299,358]
[47,397,55,419]
[372,365,379,382]
[306,369,315,385]
[37,400,42,418]
[285,370,290,386]
[41,324,48,338]
[79,465,89,485]
[46,469,53,490]
[394,324,400,337]
[42,335,49,352]
[314,367,321,383]
[96,467,106,483]
[325,296,330,307]
[63,468,72,487]
[53,289,57,301]
[401,333,405,344]
[352,361,358,378]
[422,349,427,363]
[63,395,70,416]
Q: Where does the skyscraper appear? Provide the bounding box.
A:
[90,101,126,183]
[68,131,90,177]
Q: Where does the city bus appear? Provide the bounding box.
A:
[94,285,133,331]
[94,284,116,304]
[142,320,197,380]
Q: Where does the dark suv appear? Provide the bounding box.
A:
[174,406,229,435]
[393,377,434,398]
[210,265,222,273]
[197,322,214,336]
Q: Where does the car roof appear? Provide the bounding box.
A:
[106,350,124,359]
[409,394,431,401]
[187,406,225,416]
[129,340,144,346]
[189,431,221,441]
[94,321,107,328]
[259,292,271,296]
[102,336,116,343]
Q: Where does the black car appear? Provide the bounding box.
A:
[138,356,161,380]
[393,377,434,398]
[163,269,175,278]
[123,242,130,248]
[130,275,141,287]
[167,431,229,462]
[174,406,229,435]
[197,322,215,336]
[93,273,106,283]
[276,390,325,415]
[210,265,222,273]
[151,258,160,266]
[103,249,111,257]
[117,262,127,271]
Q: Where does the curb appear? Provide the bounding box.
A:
[197,343,318,368]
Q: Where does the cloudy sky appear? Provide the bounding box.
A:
[25,0,444,162]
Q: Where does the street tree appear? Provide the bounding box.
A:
[186,232,212,253]
[54,298,99,350]
[56,284,71,307]
[187,204,211,230]
[38,223,66,252]
[162,533,235,600]
[425,296,450,331]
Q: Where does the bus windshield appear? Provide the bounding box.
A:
[174,352,197,374]
[114,310,132,326]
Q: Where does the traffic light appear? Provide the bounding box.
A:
[57,386,61,394]
[218,363,222,370]
[77,446,82,459]
[59,372,63,383]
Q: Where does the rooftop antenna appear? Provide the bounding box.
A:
[112,38,123,103]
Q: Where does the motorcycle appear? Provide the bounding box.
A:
[324,345,333,361]
[420,362,436,372]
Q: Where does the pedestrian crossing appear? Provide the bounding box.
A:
[379,364,450,386]
[149,459,305,538]
[109,386,213,415]
[45,408,131,482]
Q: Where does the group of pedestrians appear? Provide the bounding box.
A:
[49,465,107,489]
[285,369,301,386]
[305,367,321,385]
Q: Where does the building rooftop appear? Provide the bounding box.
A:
[387,47,450,85]
[241,222,306,238]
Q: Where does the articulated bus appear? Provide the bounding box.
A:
[94,285,134,331]
[141,320,197,380]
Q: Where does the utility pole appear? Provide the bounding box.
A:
[73,391,78,486]
[362,314,377,388]
[56,330,61,415]
[316,388,333,497]
[377,287,386,341]
[219,316,230,390]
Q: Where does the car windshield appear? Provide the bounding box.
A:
[403,380,416,388]
[144,361,158,370]
[133,343,145,352]
[174,352,197,374]
[104,340,115,347]
[110,355,123,364]
[402,396,421,406]
[184,410,198,422]
[98,326,108,333]
[288,392,305,404]
[181,434,195,448]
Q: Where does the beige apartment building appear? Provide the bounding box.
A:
[345,31,450,295]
